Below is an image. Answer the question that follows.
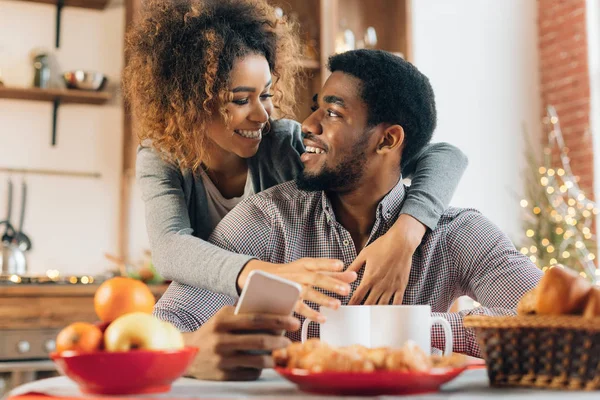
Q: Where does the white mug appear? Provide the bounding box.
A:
[301,305,371,347]
[301,305,453,356]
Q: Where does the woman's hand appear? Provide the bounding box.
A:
[347,214,426,305]
[183,306,299,381]
[238,258,357,322]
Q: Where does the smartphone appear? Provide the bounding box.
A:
[234,271,302,355]
[235,270,302,316]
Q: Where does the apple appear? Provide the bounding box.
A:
[92,320,111,350]
[161,321,185,349]
[104,312,184,352]
[94,320,111,333]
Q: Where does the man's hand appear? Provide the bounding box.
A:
[183,306,300,381]
[347,214,426,305]
[238,258,357,322]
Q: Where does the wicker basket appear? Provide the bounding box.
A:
[464,315,600,390]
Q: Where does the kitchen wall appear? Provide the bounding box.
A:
[0,1,125,275]
[412,0,542,242]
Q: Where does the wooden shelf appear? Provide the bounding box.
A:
[0,86,111,105]
[16,0,110,10]
[0,167,102,179]
[299,59,320,70]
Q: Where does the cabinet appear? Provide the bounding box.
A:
[269,0,411,121]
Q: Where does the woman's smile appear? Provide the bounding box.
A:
[234,128,263,140]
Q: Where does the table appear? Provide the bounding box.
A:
[5,369,600,399]
[0,360,57,396]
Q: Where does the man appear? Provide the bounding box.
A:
[156,49,542,379]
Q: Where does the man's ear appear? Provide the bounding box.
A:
[376,125,404,154]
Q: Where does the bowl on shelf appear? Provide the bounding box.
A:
[50,346,198,395]
[63,70,107,91]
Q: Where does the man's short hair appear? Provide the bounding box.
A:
[328,49,437,166]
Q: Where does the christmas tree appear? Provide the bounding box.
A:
[520,106,599,284]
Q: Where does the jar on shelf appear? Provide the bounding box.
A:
[32,53,50,89]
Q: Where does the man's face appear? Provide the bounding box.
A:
[297,71,374,192]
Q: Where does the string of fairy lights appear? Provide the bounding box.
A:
[520,106,599,283]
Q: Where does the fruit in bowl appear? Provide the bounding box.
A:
[94,276,156,322]
[104,312,184,351]
[51,277,197,394]
[56,322,103,353]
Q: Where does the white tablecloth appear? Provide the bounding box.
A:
[5,369,600,399]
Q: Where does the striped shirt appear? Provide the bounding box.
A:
[155,179,543,358]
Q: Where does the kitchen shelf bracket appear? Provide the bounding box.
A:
[51,98,60,146]
[55,0,64,48]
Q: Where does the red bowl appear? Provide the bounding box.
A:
[50,346,198,395]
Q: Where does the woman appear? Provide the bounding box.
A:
[123,0,468,321]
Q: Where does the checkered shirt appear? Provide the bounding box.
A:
[154,179,543,358]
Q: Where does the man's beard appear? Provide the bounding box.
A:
[296,133,370,192]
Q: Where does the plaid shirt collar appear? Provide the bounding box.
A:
[320,176,406,226]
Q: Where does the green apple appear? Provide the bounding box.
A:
[104,312,184,352]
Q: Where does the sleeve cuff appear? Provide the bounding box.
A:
[431,312,462,354]
[219,253,256,298]
[400,199,441,231]
[153,307,201,333]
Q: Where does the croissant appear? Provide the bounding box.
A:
[274,340,465,372]
[303,346,375,373]
[535,266,592,315]
[273,338,326,367]
[384,341,431,372]
[517,287,539,315]
[364,347,389,369]
[583,287,600,319]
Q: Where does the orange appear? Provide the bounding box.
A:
[94,277,155,322]
[56,322,103,353]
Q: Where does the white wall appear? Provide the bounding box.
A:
[411,0,541,241]
[0,1,124,275]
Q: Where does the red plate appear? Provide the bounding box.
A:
[275,366,469,396]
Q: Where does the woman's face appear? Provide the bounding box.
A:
[205,54,274,160]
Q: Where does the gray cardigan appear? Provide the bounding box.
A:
[136,119,468,298]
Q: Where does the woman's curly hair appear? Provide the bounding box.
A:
[123,0,301,170]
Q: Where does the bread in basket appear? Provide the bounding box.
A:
[464,266,600,390]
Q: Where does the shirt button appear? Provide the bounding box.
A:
[343,240,350,246]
